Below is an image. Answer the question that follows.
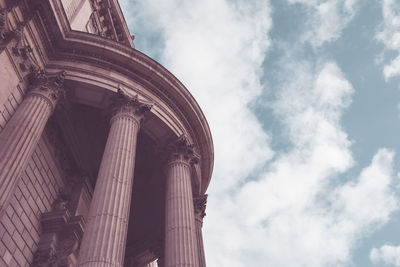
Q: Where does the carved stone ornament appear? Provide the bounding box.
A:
[1,3,33,50]
[11,24,38,72]
[52,192,69,211]
[0,8,11,42]
[166,134,200,165]
[33,191,85,267]
[32,244,57,267]
[28,68,67,112]
[110,88,153,123]
[193,194,208,219]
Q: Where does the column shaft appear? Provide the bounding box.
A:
[77,113,139,267]
[0,71,64,219]
[165,159,199,267]
[194,195,207,267]
[195,218,205,267]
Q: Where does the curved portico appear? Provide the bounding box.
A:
[0,0,213,266]
[53,58,212,266]
[45,1,213,266]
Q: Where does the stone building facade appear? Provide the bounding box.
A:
[0,0,214,266]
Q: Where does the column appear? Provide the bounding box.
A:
[77,91,152,267]
[164,136,200,267]
[0,69,66,219]
[193,195,207,267]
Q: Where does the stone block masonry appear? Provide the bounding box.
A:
[0,83,65,267]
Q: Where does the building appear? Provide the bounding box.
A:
[0,0,214,266]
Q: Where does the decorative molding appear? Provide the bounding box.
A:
[11,30,38,72]
[0,8,11,42]
[1,2,35,50]
[28,68,67,112]
[32,195,85,267]
[193,194,208,220]
[165,134,200,166]
[109,87,153,123]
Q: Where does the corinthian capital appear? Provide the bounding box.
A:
[193,194,208,219]
[166,134,200,165]
[110,88,152,123]
[27,68,67,112]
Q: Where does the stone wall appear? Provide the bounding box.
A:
[0,75,66,266]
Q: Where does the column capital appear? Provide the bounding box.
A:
[194,194,208,220]
[27,68,67,112]
[110,88,152,124]
[166,134,200,166]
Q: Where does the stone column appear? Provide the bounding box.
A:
[77,91,152,267]
[0,69,66,219]
[193,195,207,267]
[164,136,200,267]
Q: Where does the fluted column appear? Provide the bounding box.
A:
[164,136,200,267]
[193,195,207,267]
[77,91,152,267]
[0,69,66,219]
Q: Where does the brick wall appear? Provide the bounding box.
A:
[0,79,66,266]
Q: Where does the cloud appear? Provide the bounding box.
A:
[119,1,399,266]
[215,61,398,266]
[120,0,274,192]
[287,0,358,46]
[370,244,400,266]
[376,0,400,80]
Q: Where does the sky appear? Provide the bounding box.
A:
[119,0,400,266]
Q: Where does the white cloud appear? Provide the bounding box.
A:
[120,0,274,192]
[119,1,400,266]
[371,244,400,266]
[216,61,398,266]
[287,0,358,46]
[377,0,400,80]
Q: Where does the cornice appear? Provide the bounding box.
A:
[33,0,214,193]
